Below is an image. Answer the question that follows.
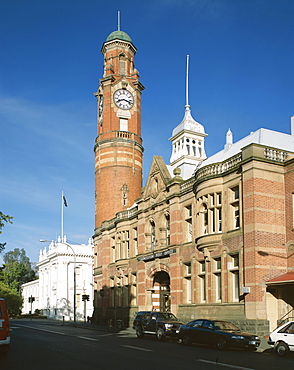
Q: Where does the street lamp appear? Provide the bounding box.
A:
[40,239,76,325]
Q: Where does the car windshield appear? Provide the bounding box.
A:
[214,321,240,331]
[158,313,178,321]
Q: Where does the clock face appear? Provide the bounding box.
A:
[113,89,134,110]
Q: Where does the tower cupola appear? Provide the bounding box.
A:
[168,56,207,180]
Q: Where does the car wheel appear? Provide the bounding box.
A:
[182,335,191,345]
[275,342,289,356]
[156,328,166,341]
[216,337,227,350]
[136,326,144,338]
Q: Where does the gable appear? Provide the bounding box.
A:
[143,156,172,199]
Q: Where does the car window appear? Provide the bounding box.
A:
[288,324,294,334]
[145,313,151,320]
[158,313,177,321]
[214,321,239,331]
[191,320,203,328]
[202,320,214,329]
[279,323,294,334]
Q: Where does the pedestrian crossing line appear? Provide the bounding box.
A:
[198,359,254,370]
[76,336,100,341]
[121,344,153,352]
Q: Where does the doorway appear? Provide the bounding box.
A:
[152,271,170,312]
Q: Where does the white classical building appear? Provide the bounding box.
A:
[22,237,94,321]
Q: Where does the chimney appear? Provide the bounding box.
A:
[291,116,294,135]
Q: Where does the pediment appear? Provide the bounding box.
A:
[143,156,172,199]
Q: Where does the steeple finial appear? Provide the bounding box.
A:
[118,10,121,31]
[185,55,190,110]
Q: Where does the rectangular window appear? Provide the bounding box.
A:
[230,186,240,230]
[131,273,137,306]
[199,193,222,235]
[232,271,240,301]
[120,118,128,131]
[117,231,130,259]
[184,262,192,303]
[198,261,206,302]
[185,205,193,242]
[214,257,222,302]
[228,254,240,302]
[133,228,138,256]
[111,237,115,262]
[185,277,192,303]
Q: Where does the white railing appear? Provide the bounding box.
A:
[196,153,242,181]
[264,148,288,162]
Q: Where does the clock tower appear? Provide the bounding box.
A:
[94,27,144,229]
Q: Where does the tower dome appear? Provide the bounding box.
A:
[106,30,132,43]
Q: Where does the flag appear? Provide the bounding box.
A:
[63,195,68,207]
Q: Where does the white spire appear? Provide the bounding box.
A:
[186,55,190,108]
[168,55,207,180]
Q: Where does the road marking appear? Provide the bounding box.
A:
[13,324,66,336]
[121,344,153,352]
[77,336,99,341]
[198,359,254,370]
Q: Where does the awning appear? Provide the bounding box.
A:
[266,272,294,286]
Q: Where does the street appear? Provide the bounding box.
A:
[1,319,294,370]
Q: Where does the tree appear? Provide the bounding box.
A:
[0,248,37,292]
[0,211,13,253]
[0,281,22,316]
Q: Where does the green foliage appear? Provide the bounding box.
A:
[0,211,13,254]
[0,212,13,233]
[0,281,22,316]
[0,248,37,292]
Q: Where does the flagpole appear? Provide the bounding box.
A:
[61,191,64,241]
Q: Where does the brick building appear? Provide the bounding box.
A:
[93,26,294,336]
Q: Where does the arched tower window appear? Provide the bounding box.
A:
[119,53,126,75]
[121,183,129,207]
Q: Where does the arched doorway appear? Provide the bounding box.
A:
[152,271,170,312]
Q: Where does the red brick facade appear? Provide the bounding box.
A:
[93,30,294,336]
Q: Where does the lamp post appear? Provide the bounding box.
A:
[40,239,76,325]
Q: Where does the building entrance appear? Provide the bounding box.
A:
[152,271,170,312]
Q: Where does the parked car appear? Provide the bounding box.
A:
[133,311,183,340]
[0,298,10,356]
[178,319,260,350]
[268,321,294,356]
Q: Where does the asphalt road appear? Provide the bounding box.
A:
[0,319,294,370]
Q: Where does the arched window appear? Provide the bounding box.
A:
[121,183,129,207]
[200,203,208,235]
[165,214,170,246]
[151,220,156,250]
[119,53,126,75]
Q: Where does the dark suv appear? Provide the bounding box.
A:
[133,311,183,341]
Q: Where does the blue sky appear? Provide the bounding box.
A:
[1,0,293,264]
